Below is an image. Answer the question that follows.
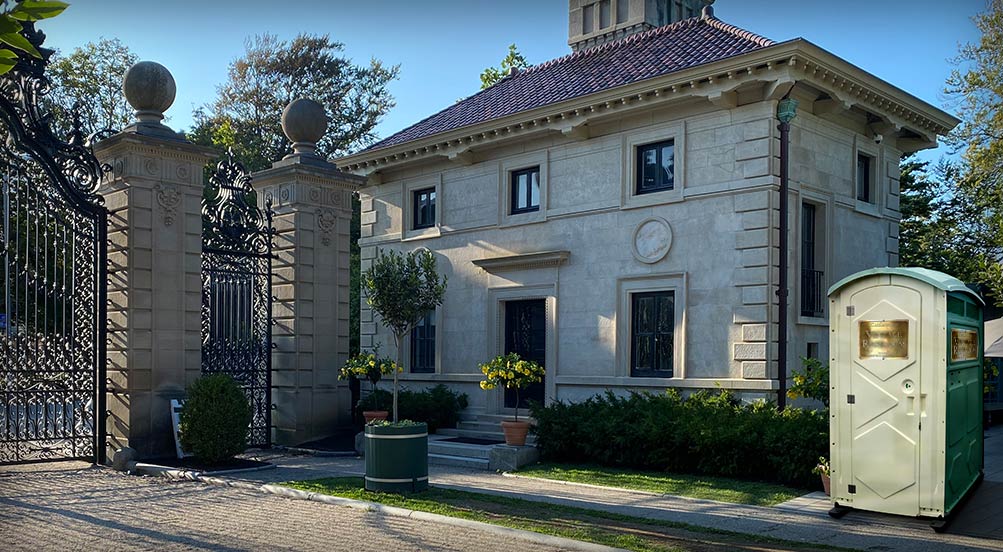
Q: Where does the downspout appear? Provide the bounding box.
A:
[776,89,798,411]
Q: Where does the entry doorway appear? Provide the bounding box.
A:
[504,299,546,409]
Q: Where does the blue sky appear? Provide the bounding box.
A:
[41,0,982,161]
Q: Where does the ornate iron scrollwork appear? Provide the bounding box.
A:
[201,149,273,448]
[0,23,108,465]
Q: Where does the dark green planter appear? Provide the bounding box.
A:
[364,422,428,493]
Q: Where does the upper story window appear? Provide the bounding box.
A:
[510,166,540,214]
[616,0,628,23]
[413,187,436,229]
[410,310,435,373]
[599,0,611,28]
[636,139,675,195]
[856,153,874,203]
[631,290,674,377]
[582,3,594,33]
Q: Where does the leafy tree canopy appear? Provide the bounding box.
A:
[48,37,137,137]
[942,0,1003,303]
[480,43,529,89]
[188,33,399,172]
[362,248,447,422]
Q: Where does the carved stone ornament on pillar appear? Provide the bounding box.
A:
[281,98,328,159]
[122,61,178,138]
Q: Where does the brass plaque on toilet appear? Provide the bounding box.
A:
[951,329,978,362]
[859,320,909,359]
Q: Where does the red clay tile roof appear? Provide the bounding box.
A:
[361,15,775,153]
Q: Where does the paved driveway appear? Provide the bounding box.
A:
[0,462,571,552]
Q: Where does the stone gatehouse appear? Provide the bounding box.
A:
[336,1,958,419]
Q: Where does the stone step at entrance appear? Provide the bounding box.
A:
[427,433,537,471]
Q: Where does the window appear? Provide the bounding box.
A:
[800,202,825,318]
[856,153,873,203]
[616,0,628,23]
[510,166,540,214]
[410,310,435,373]
[631,291,674,377]
[412,187,435,229]
[636,139,675,195]
[807,342,819,361]
[599,0,611,28]
[582,3,594,33]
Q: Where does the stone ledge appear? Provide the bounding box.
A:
[489,445,540,472]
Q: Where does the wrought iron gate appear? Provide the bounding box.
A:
[201,152,273,447]
[0,25,108,464]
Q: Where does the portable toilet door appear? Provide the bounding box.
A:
[828,267,984,521]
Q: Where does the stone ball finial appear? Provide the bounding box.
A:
[123,61,176,124]
[282,98,327,158]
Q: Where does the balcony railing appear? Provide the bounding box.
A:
[800,269,825,318]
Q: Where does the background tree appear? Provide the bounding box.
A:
[943,0,1003,303]
[48,37,137,137]
[480,43,529,89]
[188,33,399,172]
[362,249,447,422]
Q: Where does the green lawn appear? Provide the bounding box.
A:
[281,477,852,552]
[513,463,806,506]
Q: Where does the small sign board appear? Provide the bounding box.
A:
[170,399,192,459]
[951,328,979,362]
[859,320,909,359]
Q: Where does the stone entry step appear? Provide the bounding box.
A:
[427,434,538,471]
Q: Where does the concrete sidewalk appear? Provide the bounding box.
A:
[220,428,1003,552]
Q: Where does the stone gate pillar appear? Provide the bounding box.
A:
[94,62,217,460]
[251,99,362,445]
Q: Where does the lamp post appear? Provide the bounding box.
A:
[776,96,797,411]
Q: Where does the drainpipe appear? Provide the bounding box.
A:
[776,94,798,411]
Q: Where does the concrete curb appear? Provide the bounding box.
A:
[130,461,277,479]
[138,467,622,552]
[272,445,357,458]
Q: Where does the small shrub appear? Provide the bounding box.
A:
[530,389,828,488]
[179,374,252,465]
[356,384,468,433]
[788,356,830,407]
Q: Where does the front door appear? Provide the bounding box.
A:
[504,299,545,410]
[844,283,922,516]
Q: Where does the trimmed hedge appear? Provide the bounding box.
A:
[179,374,251,465]
[358,384,468,433]
[529,389,827,488]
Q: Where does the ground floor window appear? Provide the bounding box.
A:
[410,310,435,373]
[631,290,674,377]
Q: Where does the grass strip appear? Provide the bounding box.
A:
[514,463,806,506]
[282,477,856,552]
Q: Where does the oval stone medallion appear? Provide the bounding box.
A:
[632,217,673,264]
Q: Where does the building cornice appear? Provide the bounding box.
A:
[472,250,570,272]
[335,40,958,178]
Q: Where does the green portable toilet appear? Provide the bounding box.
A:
[827,267,983,527]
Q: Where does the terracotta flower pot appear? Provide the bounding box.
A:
[821,473,831,496]
[363,410,389,424]
[501,420,531,446]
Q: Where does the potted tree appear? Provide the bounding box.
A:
[361,248,447,493]
[339,346,399,423]
[479,352,545,446]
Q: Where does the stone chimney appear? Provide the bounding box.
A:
[568,0,710,52]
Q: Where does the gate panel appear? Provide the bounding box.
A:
[201,152,272,447]
[0,24,107,464]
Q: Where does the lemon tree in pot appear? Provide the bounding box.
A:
[479,352,544,446]
[339,346,399,423]
[361,248,446,493]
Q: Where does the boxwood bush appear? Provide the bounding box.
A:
[179,374,252,465]
[357,384,468,433]
[529,389,827,488]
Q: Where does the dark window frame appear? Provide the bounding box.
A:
[856,153,873,203]
[635,139,675,195]
[630,290,675,378]
[800,202,825,318]
[410,310,436,374]
[412,187,436,230]
[510,166,541,214]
